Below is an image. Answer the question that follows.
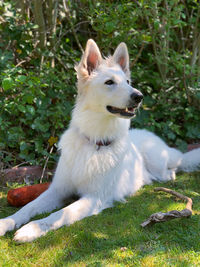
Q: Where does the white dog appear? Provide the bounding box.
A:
[0,40,199,242]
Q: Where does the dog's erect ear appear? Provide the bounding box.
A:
[76,39,102,80]
[85,39,102,74]
[113,43,130,75]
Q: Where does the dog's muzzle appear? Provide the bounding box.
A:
[106,90,143,118]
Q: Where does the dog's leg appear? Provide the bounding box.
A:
[14,196,100,242]
[0,186,64,236]
[0,155,74,237]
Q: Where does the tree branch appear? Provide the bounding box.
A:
[33,0,46,50]
[46,0,58,67]
[141,187,192,227]
[63,0,83,53]
[130,42,145,68]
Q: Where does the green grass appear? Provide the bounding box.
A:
[0,172,200,267]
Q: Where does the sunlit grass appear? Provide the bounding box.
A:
[0,172,199,266]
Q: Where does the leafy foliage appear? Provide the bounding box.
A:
[0,63,76,166]
[0,0,200,168]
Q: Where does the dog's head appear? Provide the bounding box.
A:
[75,39,143,119]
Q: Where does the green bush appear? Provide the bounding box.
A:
[0,64,77,167]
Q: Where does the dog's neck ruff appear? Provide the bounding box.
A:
[85,136,112,150]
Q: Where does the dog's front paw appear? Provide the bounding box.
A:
[166,169,176,181]
[14,221,48,242]
[0,218,15,236]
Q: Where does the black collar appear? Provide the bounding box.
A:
[95,140,112,150]
[85,137,112,150]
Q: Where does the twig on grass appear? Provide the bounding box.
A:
[141,187,192,227]
[40,146,54,184]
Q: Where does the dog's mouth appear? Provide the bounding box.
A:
[106,105,137,118]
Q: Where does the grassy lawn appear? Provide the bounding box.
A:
[0,172,199,267]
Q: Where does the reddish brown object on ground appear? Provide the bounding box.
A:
[0,166,53,185]
[188,143,200,151]
[7,182,50,207]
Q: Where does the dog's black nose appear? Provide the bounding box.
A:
[130,91,143,103]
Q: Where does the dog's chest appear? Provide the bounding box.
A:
[59,129,128,189]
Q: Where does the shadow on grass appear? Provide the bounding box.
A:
[41,173,200,265]
[0,173,199,266]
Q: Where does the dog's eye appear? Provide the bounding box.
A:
[105,80,114,85]
[127,80,130,84]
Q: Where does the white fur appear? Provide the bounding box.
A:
[0,39,199,242]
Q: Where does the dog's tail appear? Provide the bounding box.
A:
[178,148,200,172]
